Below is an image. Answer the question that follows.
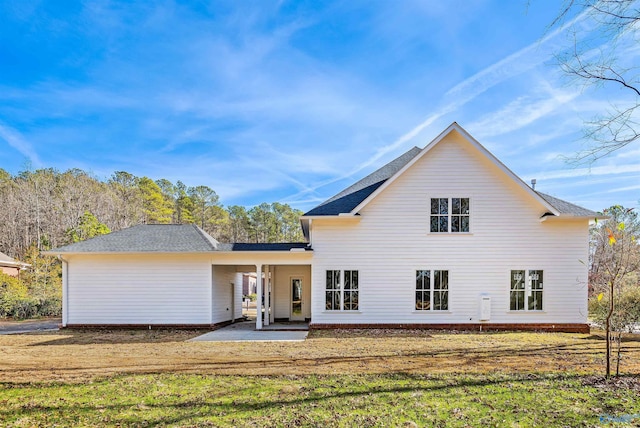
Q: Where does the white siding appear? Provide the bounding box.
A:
[310,131,589,325]
[211,265,239,324]
[273,265,312,319]
[234,272,244,320]
[66,254,213,325]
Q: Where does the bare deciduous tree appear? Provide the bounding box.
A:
[552,0,640,163]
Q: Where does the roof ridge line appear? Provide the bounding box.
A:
[192,224,219,251]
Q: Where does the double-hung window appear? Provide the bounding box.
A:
[416,269,448,310]
[325,270,359,311]
[510,270,543,311]
[430,198,470,233]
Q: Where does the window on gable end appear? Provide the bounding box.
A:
[430,198,470,233]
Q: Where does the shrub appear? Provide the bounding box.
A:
[589,286,640,332]
[37,295,62,317]
[0,272,29,318]
[10,298,38,320]
[0,272,62,319]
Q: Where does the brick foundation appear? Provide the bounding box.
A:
[309,323,590,333]
[63,318,245,330]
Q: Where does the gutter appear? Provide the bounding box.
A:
[57,255,68,327]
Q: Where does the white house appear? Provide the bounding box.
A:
[46,123,601,332]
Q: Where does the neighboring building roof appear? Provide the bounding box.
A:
[304,146,422,216]
[536,192,601,218]
[0,252,16,264]
[303,122,598,220]
[48,224,220,253]
[0,252,29,269]
[216,243,312,251]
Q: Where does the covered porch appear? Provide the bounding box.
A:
[211,243,313,331]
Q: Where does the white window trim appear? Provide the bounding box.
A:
[325,269,360,312]
[428,197,472,234]
[415,268,450,312]
[508,269,544,312]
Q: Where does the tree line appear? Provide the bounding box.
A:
[0,167,305,319]
[0,167,305,258]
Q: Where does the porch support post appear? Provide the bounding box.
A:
[256,263,263,330]
[269,266,275,324]
[264,264,270,326]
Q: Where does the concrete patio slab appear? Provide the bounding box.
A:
[190,320,308,342]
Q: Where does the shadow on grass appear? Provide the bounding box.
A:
[0,372,605,424]
[2,338,636,383]
[24,329,205,345]
[583,333,640,343]
[2,372,640,427]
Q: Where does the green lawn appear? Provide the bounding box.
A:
[1,372,639,427]
[1,328,639,426]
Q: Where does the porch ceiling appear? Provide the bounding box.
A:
[211,250,312,265]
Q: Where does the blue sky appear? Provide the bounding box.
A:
[1,1,638,212]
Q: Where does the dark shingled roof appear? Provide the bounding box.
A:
[302,143,599,219]
[216,243,311,251]
[49,224,219,253]
[48,225,311,254]
[304,146,422,216]
[536,192,600,217]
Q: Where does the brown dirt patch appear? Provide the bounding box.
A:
[0,328,638,383]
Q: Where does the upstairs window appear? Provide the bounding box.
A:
[430,198,469,233]
[510,270,543,311]
[325,270,359,311]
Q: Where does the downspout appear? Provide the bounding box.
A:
[58,255,68,327]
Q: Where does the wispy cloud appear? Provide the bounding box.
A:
[467,86,580,140]
[526,163,640,181]
[1,1,635,215]
[0,123,42,166]
[606,184,640,194]
[281,4,594,205]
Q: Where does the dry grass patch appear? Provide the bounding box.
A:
[0,327,639,384]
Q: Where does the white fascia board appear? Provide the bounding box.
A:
[299,214,361,221]
[539,213,609,222]
[0,260,28,267]
[350,122,561,217]
[40,251,217,256]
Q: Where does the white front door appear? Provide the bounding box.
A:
[290,277,304,321]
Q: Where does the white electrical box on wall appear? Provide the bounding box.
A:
[480,295,491,321]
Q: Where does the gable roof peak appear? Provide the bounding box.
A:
[349,121,561,215]
[304,122,596,220]
[302,145,422,216]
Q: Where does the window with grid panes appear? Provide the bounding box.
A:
[416,269,448,311]
[510,270,543,311]
[430,198,469,232]
[325,270,359,311]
